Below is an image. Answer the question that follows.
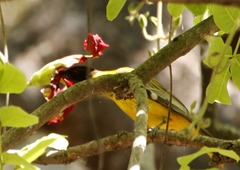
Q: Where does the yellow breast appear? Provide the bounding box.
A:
[106,93,192,131]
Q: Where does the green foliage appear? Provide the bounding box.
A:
[204,37,233,105]
[2,152,36,170]
[189,100,197,113]
[19,133,68,163]
[1,134,68,169]
[177,146,239,170]
[27,59,64,86]
[0,106,38,127]
[167,3,184,18]
[106,0,127,21]
[206,67,231,104]
[172,15,183,29]
[28,54,83,87]
[204,37,232,68]
[184,4,208,15]
[231,55,240,89]
[0,62,26,94]
[120,2,240,168]
[211,4,240,33]
[124,2,240,106]
[125,3,144,25]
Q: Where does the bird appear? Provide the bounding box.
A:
[58,64,209,136]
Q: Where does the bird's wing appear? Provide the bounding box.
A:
[145,78,192,122]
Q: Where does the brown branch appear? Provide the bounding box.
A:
[34,129,240,165]
[1,0,239,6]
[137,0,240,7]
[2,16,219,152]
[134,16,219,84]
[2,74,128,151]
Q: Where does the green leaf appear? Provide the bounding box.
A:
[106,0,127,21]
[206,66,231,105]
[190,100,197,112]
[20,133,68,163]
[212,4,240,33]
[234,54,240,66]
[204,37,232,68]
[204,37,232,105]
[2,152,36,170]
[48,134,69,150]
[193,10,210,25]
[167,3,184,18]
[173,15,182,28]
[178,146,239,170]
[0,62,26,94]
[185,4,208,15]
[193,15,203,25]
[0,106,38,127]
[231,61,240,89]
[28,54,84,86]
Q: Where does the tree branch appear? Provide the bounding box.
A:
[1,0,240,7]
[137,0,240,7]
[2,74,128,151]
[34,129,240,165]
[133,16,219,84]
[128,74,149,169]
[2,16,219,152]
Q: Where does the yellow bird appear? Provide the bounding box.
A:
[59,65,208,135]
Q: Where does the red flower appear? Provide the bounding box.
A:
[40,33,108,124]
[41,71,75,124]
[84,33,109,57]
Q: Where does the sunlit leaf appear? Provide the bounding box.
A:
[2,152,36,170]
[173,15,182,28]
[212,4,240,33]
[178,146,239,170]
[48,133,68,150]
[193,10,211,25]
[185,4,208,15]
[0,106,38,127]
[20,133,68,163]
[206,66,231,105]
[190,100,197,112]
[0,62,26,94]
[204,37,232,68]
[106,0,127,21]
[234,54,240,67]
[28,55,84,86]
[231,61,240,89]
[168,3,184,18]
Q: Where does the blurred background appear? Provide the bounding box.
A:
[0,0,240,169]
